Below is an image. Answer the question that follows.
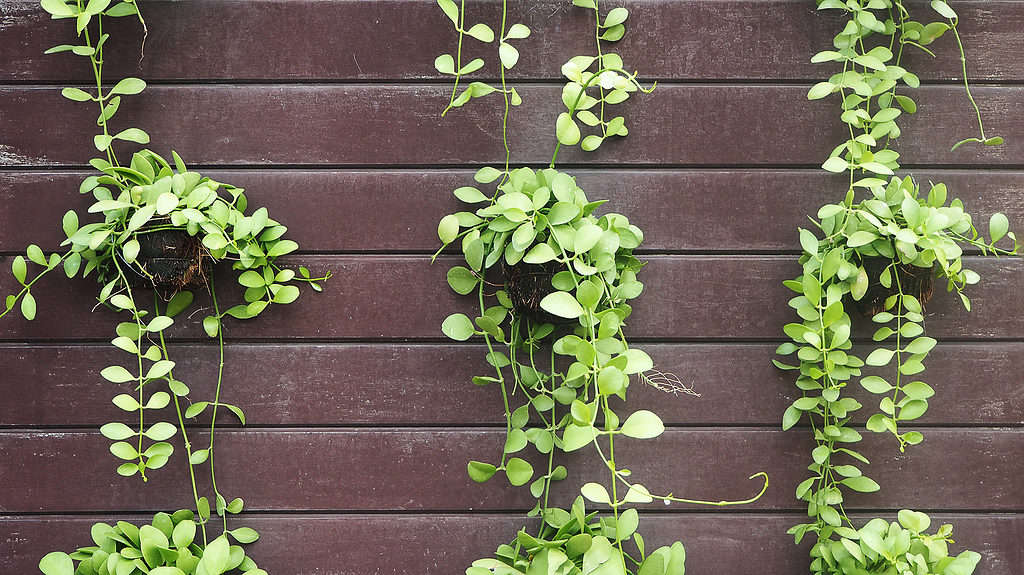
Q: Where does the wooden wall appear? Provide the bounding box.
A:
[1,0,1022,572]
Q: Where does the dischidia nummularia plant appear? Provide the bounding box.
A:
[18,1,329,574]
[774,1,1017,573]
[434,2,767,574]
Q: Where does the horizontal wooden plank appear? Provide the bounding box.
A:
[2,513,1021,575]
[0,428,1020,512]
[1,85,1021,167]
[1,255,1022,341]
[3,0,1023,82]
[3,169,1023,254]
[2,342,1021,427]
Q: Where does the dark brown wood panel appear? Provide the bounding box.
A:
[1,255,1021,341]
[2,513,1021,575]
[2,342,1021,427]
[3,0,1022,82]
[1,428,1020,512]
[1,85,1022,167]
[3,169,1022,254]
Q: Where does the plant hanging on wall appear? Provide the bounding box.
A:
[434,2,768,574]
[775,1,1017,574]
[7,1,329,573]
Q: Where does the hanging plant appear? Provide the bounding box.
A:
[11,1,329,574]
[434,2,767,574]
[775,1,1017,573]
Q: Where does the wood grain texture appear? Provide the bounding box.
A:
[1,85,1022,167]
[1,342,1021,427]
[0,428,1021,513]
[3,0,1023,82]
[3,513,1021,575]
[1,255,1021,341]
[3,169,1022,254]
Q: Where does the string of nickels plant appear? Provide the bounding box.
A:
[16,2,329,573]
[776,2,1018,572]
[436,3,766,573]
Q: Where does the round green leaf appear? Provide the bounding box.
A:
[505,457,533,486]
[38,552,74,575]
[539,291,583,319]
[620,410,664,439]
[441,313,475,341]
[438,214,460,244]
[467,460,497,483]
[556,113,581,146]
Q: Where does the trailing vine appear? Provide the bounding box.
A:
[13,1,329,574]
[435,2,767,574]
[776,1,1017,573]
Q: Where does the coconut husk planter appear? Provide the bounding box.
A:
[127,228,211,290]
[854,256,934,317]
[502,260,576,326]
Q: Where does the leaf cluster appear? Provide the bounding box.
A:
[38,510,264,575]
[434,0,529,112]
[554,4,654,156]
[467,496,686,575]
[810,510,980,575]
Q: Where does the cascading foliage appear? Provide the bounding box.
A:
[11,1,328,574]
[775,1,1018,573]
[434,2,767,574]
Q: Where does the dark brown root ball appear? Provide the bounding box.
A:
[854,257,934,318]
[127,229,212,290]
[502,260,575,326]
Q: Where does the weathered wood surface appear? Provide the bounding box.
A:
[3,0,1023,82]
[3,342,1021,427]
[3,170,1023,254]
[2,0,1022,572]
[3,514,1021,575]
[1,85,1022,167]
[1,429,1022,512]
[1,255,1021,341]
